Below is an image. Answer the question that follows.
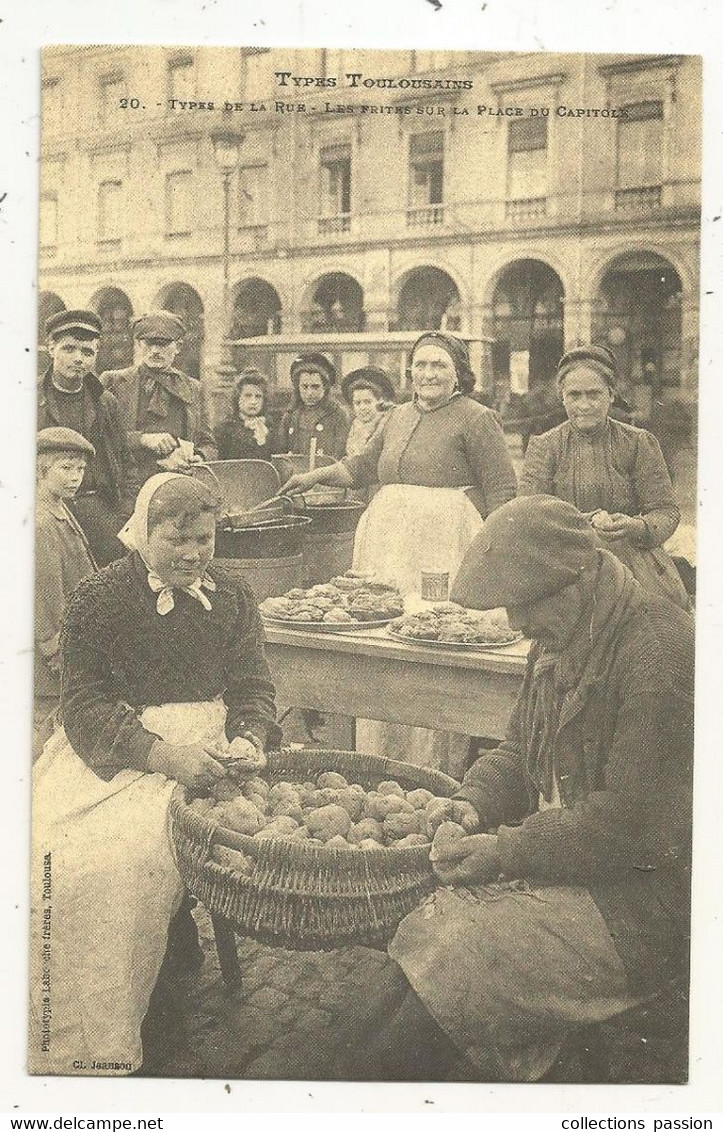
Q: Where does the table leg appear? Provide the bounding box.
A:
[211,914,243,989]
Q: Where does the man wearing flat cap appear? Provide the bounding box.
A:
[103,311,217,488]
[337,495,694,1082]
[38,310,136,565]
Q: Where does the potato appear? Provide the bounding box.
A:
[326,835,352,850]
[395,834,430,848]
[377,780,405,797]
[358,838,385,850]
[243,776,269,798]
[296,782,317,807]
[317,771,349,790]
[268,782,300,808]
[429,821,467,862]
[406,788,435,810]
[218,797,266,835]
[364,793,413,822]
[213,845,255,874]
[188,797,217,814]
[315,786,344,806]
[287,825,311,841]
[255,815,300,839]
[212,779,242,804]
[270,800,305,823]
[347,818,385,844]
[383,811,424,841]
[331,789,364,823]
[305,804,351,841]
[246,792,269,814]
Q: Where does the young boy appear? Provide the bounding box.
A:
[34,427,98,751]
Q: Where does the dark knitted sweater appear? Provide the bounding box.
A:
[59,553,281,780]
[455,566,694,988]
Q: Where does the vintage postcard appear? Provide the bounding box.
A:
[28,43,700,1087]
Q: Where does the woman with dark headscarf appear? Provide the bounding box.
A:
[214,367,275,461]
[278,352,350,460]
[519,345,689,609]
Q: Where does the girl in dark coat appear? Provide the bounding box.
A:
[214,368,275,461]
[278,352,350,460]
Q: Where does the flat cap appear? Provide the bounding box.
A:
[451,495,600,610]
[132,311,186,341]
[37,427,96,458]
[45,309,102,340]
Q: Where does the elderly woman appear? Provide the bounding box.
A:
[30,473,280,1076]
[282,332,517,597]
[278,352,350,460]
[519,345,689,609]
[341,366,396,458]
[214,367,275,461]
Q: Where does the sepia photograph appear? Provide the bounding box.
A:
[27,42,700,1089]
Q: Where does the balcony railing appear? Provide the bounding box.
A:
[505,197,547,222]
[318,213,351,236]
[406,204,445,228]
[614,186,662,212]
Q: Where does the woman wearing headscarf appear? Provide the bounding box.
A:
[278,352,350,460]
[280,332,517,772]
[341,366,396,458]
[214,367,275,461]
[30,473,280,1076]
[519,345,689,609]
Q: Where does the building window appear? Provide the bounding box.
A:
[42,78,62,134]
[40,194,58,250]
[97,180,123,243]
[318,144,352,234]
[238,165,269,228]
[408,131,445,226]
[165,171,193,236]
[615,100,664,210]
[168,56,195,104]
[506,117,548,217]
[244,49,271,100]
[100,74,126,125]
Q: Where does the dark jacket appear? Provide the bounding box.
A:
[455,559,694,989]
[59,553,282,781]
[37,368,135,512]
[215,416,276,462]
[279,397,350,460]
[102,364,218,489]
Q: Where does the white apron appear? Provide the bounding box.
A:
[28,700,228,1076]
[352,485,484,773]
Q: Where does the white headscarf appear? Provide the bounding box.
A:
[118,472,217,615]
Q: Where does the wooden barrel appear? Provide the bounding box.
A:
[303,530,355,586]
[216,555,305,603]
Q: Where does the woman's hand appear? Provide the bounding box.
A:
[227,733,267,775]
[278,470,324,496]
[594,513,647,543]
[431,833,502,886]
[147,739,228,789]
[425,799,480,836]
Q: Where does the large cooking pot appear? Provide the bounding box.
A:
[215,514,312,560]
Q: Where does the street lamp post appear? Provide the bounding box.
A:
[211,128,245,382]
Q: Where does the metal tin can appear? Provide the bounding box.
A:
[420,569,450,602]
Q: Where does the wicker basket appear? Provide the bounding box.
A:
[169,747,460,951]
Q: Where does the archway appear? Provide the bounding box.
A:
[37,291,66,376]
[230,278,282,339]
[89,286,134,374]
[490,259,565,394]
[302,273,365,333]
[395,266,461,332]
[591,251,683,414]
[154,282,205,379]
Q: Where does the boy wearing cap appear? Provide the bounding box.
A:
[38,310,136,565]
[338,496,694,1082]
[34,427,98,748]
[103,311,217,487]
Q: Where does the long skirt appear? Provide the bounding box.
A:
[28,699,228,1076]
[352,484,485,773]
[389,882,642,1082]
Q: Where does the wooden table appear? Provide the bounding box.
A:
[263,624,529,741]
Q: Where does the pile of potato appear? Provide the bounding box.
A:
[187,770,475,873]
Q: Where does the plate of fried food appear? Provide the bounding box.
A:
[388,603,523,650]
[260,573,405,631]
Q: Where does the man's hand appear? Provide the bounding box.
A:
[594,513,647,543]
[425,799,480,836]
[140,432,177,457]
[147,740,228,790]
[431,833,502,886]
[227,733,267,775]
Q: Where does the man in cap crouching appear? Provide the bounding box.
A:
[103,311,217,489]
[340,495,694,1082]
[38,310,136,565]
